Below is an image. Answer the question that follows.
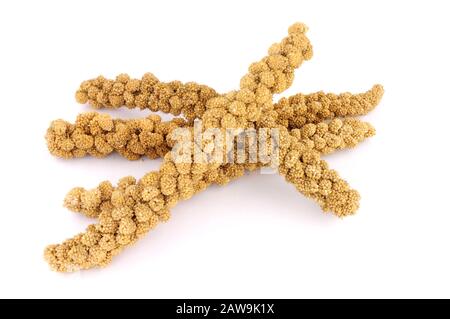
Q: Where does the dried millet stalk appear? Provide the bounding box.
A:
[76,75,218,123]
[76,73,382,129]
[275,84,384,129]
[46,112,186,160]
[45,23,382,272]
[47,111,374,163]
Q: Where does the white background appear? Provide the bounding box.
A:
[0,0,449,298]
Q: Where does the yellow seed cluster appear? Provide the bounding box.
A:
[277,123,368,216]
[45,23,383,272]
[46,112,186,160]
[76,74,218,123]
[275,84,384,128]
[75,77,381,131]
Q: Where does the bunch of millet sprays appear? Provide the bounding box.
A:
[45,23,383,272]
